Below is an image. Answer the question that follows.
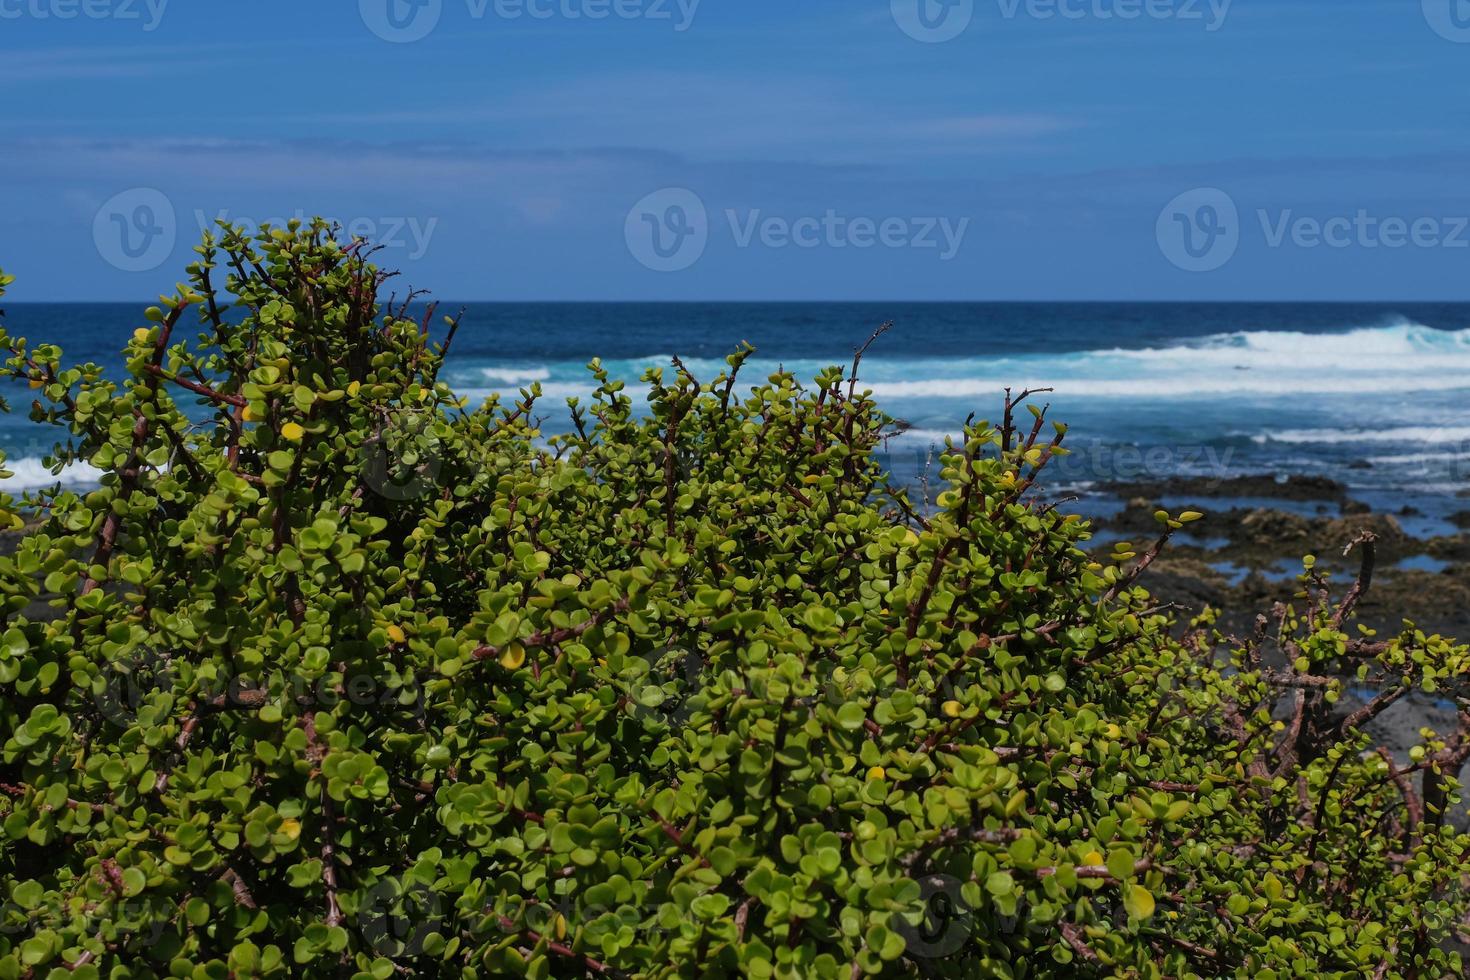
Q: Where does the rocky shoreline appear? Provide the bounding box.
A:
[1076,473,1470,773]
[1082,473,1470,639]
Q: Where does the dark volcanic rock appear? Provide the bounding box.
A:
[1233,510,1411,553]
[1139,557,1233,612]
[1429,535,1470,563]
[1105,473,1349,503]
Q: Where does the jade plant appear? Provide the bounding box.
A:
[0,222,1466,978]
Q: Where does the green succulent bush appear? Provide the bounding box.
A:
[0,222,1467,978]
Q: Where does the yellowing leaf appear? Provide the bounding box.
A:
[279,818,301,841]
[866,766,886,781]
[1124,884,1155,919]
[386,624,406,645]
[281,422,305,442]
[500,642,526,671]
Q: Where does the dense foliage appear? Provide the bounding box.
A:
[0,223,1467,978]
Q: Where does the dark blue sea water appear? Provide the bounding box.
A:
[4,302,1469,529]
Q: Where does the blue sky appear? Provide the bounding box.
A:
[3,0,1470,300]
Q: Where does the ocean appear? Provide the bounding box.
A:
[4,301,1469,530]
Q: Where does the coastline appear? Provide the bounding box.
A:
[1078,472,1470,638]
[1072,472,1470,795]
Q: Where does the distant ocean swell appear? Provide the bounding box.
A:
[446,321,1470,404]
[3,321,1468,493]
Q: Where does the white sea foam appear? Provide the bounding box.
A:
[0,457,104,490]
[458,382,591,404]
[4,322,1461,489]
[458,321,1470,403]
[1255,427,1470,446]
[477,365,551,384]
[1367,450,1470,464]
[884,428,962,444]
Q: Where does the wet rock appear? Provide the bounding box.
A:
[1429,534,1470,563]
[1140,557,1233,613]
[1354,570,1470,635]
[1236,508,1314,547]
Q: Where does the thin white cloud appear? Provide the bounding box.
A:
[897,114,1083,140]
[159,70,1088,165]
[0,44,194,80]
